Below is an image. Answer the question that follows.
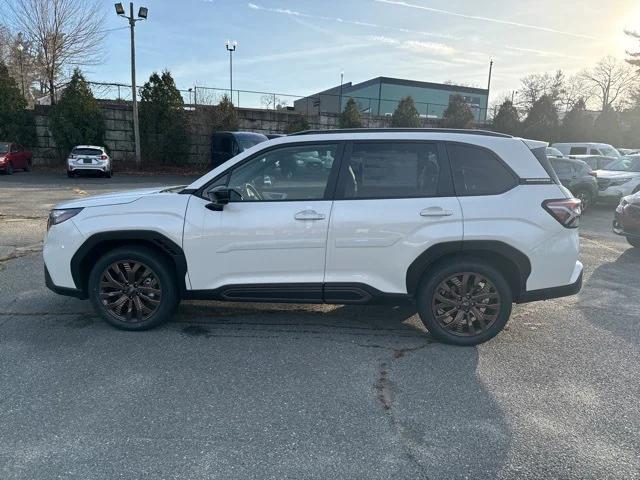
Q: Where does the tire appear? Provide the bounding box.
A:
[88,246,179,331]
[67,171,74,178]
[416,258,513,346]
[105,169,112,178]
[574,189,593,211]
[627,236,640,248]
[24,160,31,172]
[6,163,13,175]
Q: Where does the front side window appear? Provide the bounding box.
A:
[449,144,517,196]
[226,144,337,201]
[338,142,446,199]
[570,147,587,155]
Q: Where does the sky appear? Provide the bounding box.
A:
[86,0,640,104]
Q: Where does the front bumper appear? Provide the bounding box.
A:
[518,261,583,303]
[613,203,640,239]
[597,184,634,201]
[44,265,86,299]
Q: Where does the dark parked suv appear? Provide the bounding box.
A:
[550,157,598,209]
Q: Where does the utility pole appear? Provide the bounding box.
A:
[339,70,344,113]
[115,2,147,168]
[225,40,237,103]
[486,59,494,123]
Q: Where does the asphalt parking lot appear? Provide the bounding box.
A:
[1,171,639,479]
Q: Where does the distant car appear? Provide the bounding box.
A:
[67,145,112,178]
[211,132,268,169]
[567,154,617,171]
[617,148,640,156]
[549,157,598,209]
[613,192,640,248]
[595,155,640,202]
[552,142,621,158]
[0,142,32,175]
[546,147,564,158]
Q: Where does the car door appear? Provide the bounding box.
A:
[324,141,462,297]
[183,141,343,298]
[9,144,23,169]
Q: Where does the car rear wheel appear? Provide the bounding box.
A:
[627,236,640,248]
[416,259,512,346]
[67,171,74,178]
[88,246,179,330]
[6,163,13,175]
[24,160,31,172]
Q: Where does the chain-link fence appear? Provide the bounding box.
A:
[86,81,488,122]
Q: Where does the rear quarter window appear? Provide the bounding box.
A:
[447,143,518,196]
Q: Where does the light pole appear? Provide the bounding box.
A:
[16,33,25,98]
[225,40,237,103]
[339,70,344,113]
[486,58,494,123]
[115,2,148,169]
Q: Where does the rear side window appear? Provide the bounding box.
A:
[569,147,587,155]
[337,142,449,199]
[448,144,518,196]
[71,148,103,156]
[531,146,560,184]
[551,159,572,176]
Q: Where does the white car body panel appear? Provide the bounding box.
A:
[183,195,332,289]
[594,170,640,199]
[324,197,463,293]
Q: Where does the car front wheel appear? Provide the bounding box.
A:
[574,189,593,210]
[88,246,179,330]
[416,259,512,346]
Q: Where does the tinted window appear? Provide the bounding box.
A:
[339,142,446,199]
[0,143,9,154]
[551,159,573,177]
[449,144,517,196]
[227,144,337,201]
[531,146,560,185]
[71,148,103,156]
[570,147,588,155]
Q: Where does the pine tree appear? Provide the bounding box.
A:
[49,68,104,156]
[391,96,420,128]
[560,99,593,141]
[441,94,475,128]
[339,98,363,128]
[0,62,33,145]
[213,95,239,131]
[139,70,189,165]
[593,107,622,147]
[522,94,559,141]
[285,115,310,133]
[492,100,520,136]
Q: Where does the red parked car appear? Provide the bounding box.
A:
[613,192,640,248]
[0,142,32,175]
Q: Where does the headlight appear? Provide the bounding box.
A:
[47,208,83,230]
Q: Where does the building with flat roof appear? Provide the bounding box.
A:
[294,76,489,122]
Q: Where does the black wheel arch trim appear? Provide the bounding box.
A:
[406,240,532,302]
[70,230,188,297]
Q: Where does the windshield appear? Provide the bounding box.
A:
[599,146,620,157]
[0,143,9,154]
[604,156,640,172]
[236,134,267,151]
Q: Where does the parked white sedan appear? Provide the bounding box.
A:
[67,145,112,178]
[595,155,640,201]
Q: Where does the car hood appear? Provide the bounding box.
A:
[594,170,640,179]
[54,186,184,209]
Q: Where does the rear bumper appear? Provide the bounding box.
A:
[517,261,583,303]
[68,164,110,172]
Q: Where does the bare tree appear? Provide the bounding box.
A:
[559,74,593,112]
[518,70,565,112]
[261,94,288,110]
[581,56,638,111]
[2,0,105,104]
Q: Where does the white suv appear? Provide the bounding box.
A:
[44,129,583,346]
[67,145,112,178]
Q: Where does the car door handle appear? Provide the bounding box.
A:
[295,209,326,221]
[420,207,454,217]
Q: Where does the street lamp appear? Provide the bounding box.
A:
[225,40,237,103]
[16,32,25,98]
[115,2,148,168]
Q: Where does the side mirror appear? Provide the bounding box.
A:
[205,186,241,211]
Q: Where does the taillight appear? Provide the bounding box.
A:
[542,198,582,228]
[100,154,108,160]
[588,171,597,177]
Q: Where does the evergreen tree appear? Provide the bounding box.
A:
[560,99,593,141]
[391,96,420,128]
[139,70,189,165]
[213,95,239,131]
[49,68,104,156]
[492,100,520,136]
[441,94,475,128]
[593,106,622,147]
[521,94,559,141]
[0,62,33,145]
[285,115,310,133]
[339,98,363,128]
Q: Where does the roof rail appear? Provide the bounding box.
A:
[289,128,512,138]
